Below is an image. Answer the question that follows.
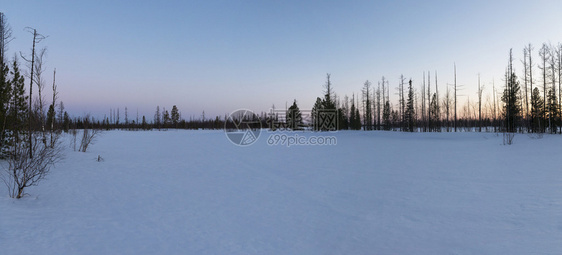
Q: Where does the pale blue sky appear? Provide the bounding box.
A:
[3,0,562,120]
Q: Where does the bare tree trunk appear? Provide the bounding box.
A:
[528,44,534,132]
[540,43,549,133]
[427,72,432,132]
[478,74,482,132]
[435,71,440,132]
[454,64,457,132]
[27,29,37,158]
[522,48,529,131]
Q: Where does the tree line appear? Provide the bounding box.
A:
[89,40,562,135]
[279,43,562,135]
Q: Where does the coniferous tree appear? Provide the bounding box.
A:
[405,79,415,132]
[163,110,171,128]
[382,100,391,130]
[46,104,55,131]
[430,93,439,132]
[502,49,521,133]
[311,97,322,131]
[312,74,339,131]
[349,96,357,130]
[154,106,161,130]
[171,105,180,128]
[62,111,70,132]
[0,56,10,151]
[286,99,303,130]
[141,115,147,130]
[362,80,372,130]
[354,104,361,130]
[5,57,27,154]
[322,73,336,110]
[531,87,544,132]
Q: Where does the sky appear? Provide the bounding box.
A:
[3,0,562,121]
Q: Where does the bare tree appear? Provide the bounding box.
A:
[539,43,549,132]
[20,28,46,158]
[79,116,101,152]
[421,72,426,131]
[443,86,451,132]
[49,68,58,147]
[477,74,484,132]
[549,43,558,133]
[375,81,381,130]
[435,71,440,132]
[522,47,529,127]
[0,12,13,63]
[398,74,406,131]
[362,80,372,130]
[525,44,535,132]
[453,64,458,132]
[34,47,47,129]
[2,134,62,198]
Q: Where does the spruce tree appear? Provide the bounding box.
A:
[163,110,171,128]
[501,74,521,133]
[286,99,303,130]
[429,93,440,132]
[311,97,323,131]
[354,107,361,130]
[405,79,415,132]
[46,104,55,131]
[171,105,180,128]
[349,98,357,130]
[502,50,521,133]
[530,87,544,133]
[382,100,391,130]
[8,57,27,144]
[63,111,70,132]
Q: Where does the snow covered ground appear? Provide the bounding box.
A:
[1,130,561,254]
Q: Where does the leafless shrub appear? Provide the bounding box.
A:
[503,132,515,145]
[79,117,101,152]
[70,129,77,151]
[1,133,62,198]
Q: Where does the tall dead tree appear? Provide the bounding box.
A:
[33,47,47,141]
[454,64,458,132]
[20,28,46,158]
[362,80,372,130]
[522,47,529,128]
[0,12,14,63]
[49,69,58,147]
[477,74,484,132]
[539,43,549,133]
[435,71,440,131]
[524,44,535,132]
[427,72,433,132]
[549,43,558,133]
[399,74,406,131]
[493,80,497,132]
[443,85,451,132]
[421,72,426,131]
[375,82,380,130]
